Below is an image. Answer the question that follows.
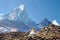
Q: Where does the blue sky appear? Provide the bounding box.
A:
[0,0,60,23]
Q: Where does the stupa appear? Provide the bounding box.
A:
[28,27,36,38]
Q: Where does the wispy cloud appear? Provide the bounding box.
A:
[0,13,4,16]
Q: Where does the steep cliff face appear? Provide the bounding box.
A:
[0,4,39,33]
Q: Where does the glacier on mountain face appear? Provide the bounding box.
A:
[1,4,60,33]
[2,4,29,24]
[1,4,39,32]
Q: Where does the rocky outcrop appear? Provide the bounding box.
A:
[37,24,60,40]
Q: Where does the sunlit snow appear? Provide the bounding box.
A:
[52,20,59,25]
[19,4,25,11]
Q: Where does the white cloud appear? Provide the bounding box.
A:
[0,27,9,32]
[0,27,4,30]
[0,13,4,16]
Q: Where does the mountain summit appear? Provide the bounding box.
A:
[0,4,59,33]
[39,18,51,29]
[19,4,25,11]
[52,20,59,26]
[1,4,38,32]
[2,4,31,25]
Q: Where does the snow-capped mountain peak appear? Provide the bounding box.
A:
[52,20,59,26]
[0,4,38,32]
[39,18,51,26]
[19,4,25,11]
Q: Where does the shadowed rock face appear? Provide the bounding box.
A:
[39,18,52,29]
[2,4,38,31]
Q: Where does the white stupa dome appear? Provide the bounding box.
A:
[11,28,17,32]
[30,31,36,35]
